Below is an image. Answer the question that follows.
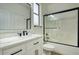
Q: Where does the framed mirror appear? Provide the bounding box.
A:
[0,3,31,33]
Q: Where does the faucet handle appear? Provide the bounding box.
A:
[23,31,28,36]
[17,33,22,36]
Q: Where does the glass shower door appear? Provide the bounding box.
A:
[44,9,78,46]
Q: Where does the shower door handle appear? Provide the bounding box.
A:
[46,33,49,36]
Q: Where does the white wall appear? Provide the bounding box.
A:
[41,3,79,55]
[42,3,79,15]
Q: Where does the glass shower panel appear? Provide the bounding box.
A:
[45,10,78,46]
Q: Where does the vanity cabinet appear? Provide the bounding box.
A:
[1,37,43,55]
[3,44,26,55]
[26,38,43,55]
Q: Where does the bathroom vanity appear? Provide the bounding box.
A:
[0,34,43,55]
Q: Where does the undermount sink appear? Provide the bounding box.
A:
[0,34,40,44]
[0,34,32,44]
[0,36,20,44]
[21,34,40,39]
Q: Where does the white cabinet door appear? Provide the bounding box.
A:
[26,46,43,55]
[33,46,43,55]
[3,44,26,55]
[26,38,43,55]
[2,37,43,55]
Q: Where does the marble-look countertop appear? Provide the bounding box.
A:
[0,34,42,49]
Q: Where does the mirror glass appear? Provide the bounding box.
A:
[0,3,30,33]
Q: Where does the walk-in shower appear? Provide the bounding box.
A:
[43,7,78,47]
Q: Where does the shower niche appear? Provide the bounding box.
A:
[43,7,78,47]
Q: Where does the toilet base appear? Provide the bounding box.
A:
[43,49,62,55]
[43,49,52,55]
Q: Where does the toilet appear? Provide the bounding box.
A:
[43,43,55,55]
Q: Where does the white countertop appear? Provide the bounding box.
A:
[0,34,42,49]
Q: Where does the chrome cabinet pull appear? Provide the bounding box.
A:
[11,49,22,55]
[33,42,39,45]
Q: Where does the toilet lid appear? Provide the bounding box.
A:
[43,43,55,51]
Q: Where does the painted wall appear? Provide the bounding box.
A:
[41,3,79,15]
[41,3,79,54]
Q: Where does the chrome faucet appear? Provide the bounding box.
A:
[23,31,28,36]
[17,33,22,36]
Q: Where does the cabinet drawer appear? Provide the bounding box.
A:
[27,38,43,49]
[3,44,25,55]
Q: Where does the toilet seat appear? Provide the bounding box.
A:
[43,43,55,51]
